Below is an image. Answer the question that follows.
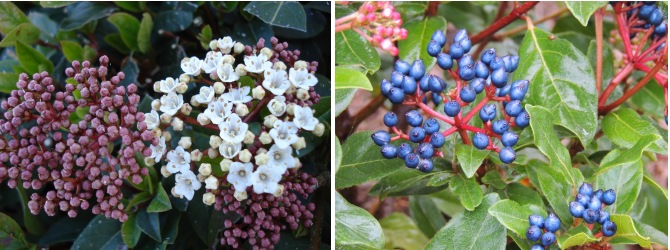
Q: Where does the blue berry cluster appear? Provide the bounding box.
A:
[526,213,560,249]
[623,1,667,40]
[569,183,618,237]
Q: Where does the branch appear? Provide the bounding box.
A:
[494,7,569,39]
[469,1,539,44]
[595,7,606,94]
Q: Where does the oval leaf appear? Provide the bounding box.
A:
[380,213,429,250]
[557,224,597,249]
[455,143,488,178]
[398,16,447,71]
[335,30,380,74]
[335,88,356,117]
[147,182,172,213]
[409,196,446,238]
[335,66,373,90]
[16,41,54,74]
[0,2,28,35]
[0,23,39,47]
[72,215,123,249]
[449,174,484,211]
[60,2,118,31]
[565,1,607,26]
[243,1,306,31]
[601,107,667,154]
[593,149,643,214]
[137,13,153,54]
[335,131,405,189]
[609,214,651,248]
[60,40,84,62]
[335,192,384,250]
[369,168,451,198]
[107,13,140,51]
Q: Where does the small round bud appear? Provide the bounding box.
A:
[210,136,223,148]
[260,48,273,59]
[203,192,215,205]
[273,184,285,197]
[199,163,212,176]
[160,166,171,178]
[312,123,325,137]
[209,40,218,50]
[263,115,278,128]
[163,131,172,142]
[153,82,161,92]
[176,82,188,94]
[179,73,191,83]
[220,158,232,172]
[292,137,307,150]
[171,117,184,131]
[235,104,249,116]
[273,61,287,71]
[190,149,203,161]
[259,132,273,144]
[235,64,247,76]
[234,190,247,201]
[238,149,252,163]
[207,147,219,158]
[213,82,225,94]
[296,88,310,101]
[197,113,211,125]
[243,131,255,144]
[178,137,192,149]
[255,152,269,166]
[252,86,266,100]
[286,103,297,116]
[294,60,308,69]
[160,113,172,124]
[222,55,235,65]
[233,42,245,54]
[151,100,161,110]
[144,157,155,166]
[204,175,218,189]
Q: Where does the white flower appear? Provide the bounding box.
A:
[204,175,219,190]
[251,165,282,194]
[243,53,272,74]
[204,99,233,125]
[269,120,299,149]
[166,146,191,174]
[266,144,295,173]
[227,162,253,191]
[144,110,160,130]
[149,136,167,161]
[217,36,235,54]
[202,51,224,74]
[267,96,287,116]
[218,113,248,143]
[262,69,291,95]
[181,56,203,76]
[223,86,252,104]
[289,67,318,90]
[194,86,215,104]
[174,170,201,200]
[159,92,184,116]
[293,106,319,131]
[159,77,179,93]
[216,63,239,82]
[219,140,242,159]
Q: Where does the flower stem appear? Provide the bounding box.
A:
[469,1,539,44]
[595,7,605,94]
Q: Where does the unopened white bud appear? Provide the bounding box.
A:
[190,98,200,107]
[197,113,211,125]
[235,104,249,116]
[296,88,310,101]
[204,175,219,190]
[222,55,235,64]
[285,84,297,95]
[178,137,192,149]
[207,147,219,158]
[220,158,232,172]
[256,148,268,155]
[171,187,183,198]
[293,157,301,169]
[255,152,269,166]
[235,64,247,76]
[214,82,225,94]
[238,149,252,163]
[161,166,171,178]
[199,163,212,176]
[160,113,172,124]
[263,115,278,128]
[292,137,306,150]
[313,123,325,137]
[209,40,218,50]
[151,100,161,111]
[273,61,286,71]
[176,82,188,94]
[294,60,308,69]
[286,103,296,116]
[171,117,184,131]
[243,131,255,144]
[260,48,273,59]
[197,173,207,182]
[252,85,265,100]
[273,184,285,197]
[234,190,247,201]
[180,103,192,115]
[179,73,191,83]
[233,42,245,54]
[190,149,203,161]
[153,82,161,92]
[144,157,155,166]
[163,131,172,142]
[202,192,215,205]
[153,128,162,138]
[209,136,223,148]
[259,132,273,144]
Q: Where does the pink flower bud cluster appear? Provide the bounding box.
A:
[214,169,317,249]
[355,1,408,56]
[0,56,156,222]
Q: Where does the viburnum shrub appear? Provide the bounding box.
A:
[335,1,667,250]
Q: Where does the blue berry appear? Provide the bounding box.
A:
[432,93,442,106]
[444,100,461,117]
[638,5,655,19]
[383,112,398,127]
[397,143,413,159]
[530,245,544,250]
[587,196,602,211]
[460,85,476,103]
[474,61,489,79]
[449,43,464,59]
[491,68,508,88]
[602,221,617,237]
[601,189,616,205]
[492,120,509,135]
[505,100,523,117]
[394,60,411,75]
[578,183,594,196]
[499,147,516,164]
[598,210,610,225]
[529,214,544,228]
[381,79,393,96]
[479,104,497,122]
[432,30,447,47]
[544,213,560,232]
[459,64,476,81]
[419,75,430,92]
[381,144,397,159]
[391,71,404,87]
[423,117,440,134]
[569,201,585,218]
[427,40,442,57]
[515,110,530,128]
[655,21,667,36]
[417,159,434,172]
[481,48,496,65]
[458,54,473,69]
[459,39,472,53]
[436,53,453,70]
[470,78,486,94]
[454,29,468,44]
[649,8,663,26]
[428,75,446,93]
[593,189,604,201]
[472,133,489,150]
[387,87,405,104]
[575,193,591,206]
[541,232,556,246]
[509,84,528,101]
[402,76,418,94]
[405,153,420,168]
[583,209,598,224]
[406,110,423,127]
[430,133,445,148]
[489,57,505,71]
[409,127,426,143]
[526,226,542,241]
[502,55,519,72]
[371,130,391,146]
[501,131,518,147]
[497,84,511,97]
[410,60,426,81]
[417,142,434,159]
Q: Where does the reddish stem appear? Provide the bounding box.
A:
[469,1,539,44]
[177,114,220,132]
[600,55,668,114]
[599,63,634,106]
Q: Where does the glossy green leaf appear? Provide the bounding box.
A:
[137,209,161,242]
[601,108,667,154]
[630,81,666,118]
[531,158,585,224]
[335,30,380,74]
[72,215,123,249]
[335,136,343,173]
[121,213,141,248]
[40,1,74,8]
[500,183,543,207]
[450,174,483,211]
[455,143,488,178]
[643,175,668,200]
[161,211,181,244]
[138,13,153,54]
[429,189,465,217]
[557,224,597,249]
[119,58,139,87]
[198,24,212,50]
[0,73,19,94]
[232,18,273,47]
[481,170,506,189]
[16,41,54,74]
[38,216,90,245]
[597,134,662,174]
[565,1,607,26]
[114,1,142,12]
[0,23,39,47]
[335,66,373,90]
[398,16,447,71]
[154,10,192,32]
[335,192,384,250]
[243,1,306,31]
[409,196,446,238]
[632,220,668,247]
[335,131,405,189]
[608,214,651,248]
[380,213,429,250]
[369,168,451,198]
[126,192,153,211]
[0,2,28,35]
[425,193,505,250]
[335,88,356,117]
[0,212,31,249]
[15,184,44,235]
[587,40,616,97]
[60,2,117,31]
[60,40,84,62]
[516,28,598,145]
[147,182,172,213]
[593,149,643,214]
[107,13,140,51]
[488,199,535,237]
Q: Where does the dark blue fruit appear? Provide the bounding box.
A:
[406,110,423,127]
[430,133,445,148]
[381,144,397,159]
[458,54,474,69]
[387,87,405,104]
[501,131,519,147]
[575,193,591,206]
[391,71,404,87]
[449,43,464,59]
[472,133,489,150]
[489,57,505,71]
[481,48,496,65]
[491,68,508,88]
[583,209,598,224]
[397,143,412,159]
[427,40,442,57]
[544,213,560,232]
[372,130,391,146]
[405,153,420,168]
[470,78,486,94]
[409,127,426,143]
[505,100,523,117]
[601,189,616,205]
[499,147,516,164]
[492,120,510,135]
[502,55,520,72]
[474,61,489,79]
[460,85,477,103]
[541,232,556,246]
[394,60,411,75]
[383,112,398,127]
[515,110,530,128]
[569,201,585,218]
[417,142,434,159]
[598,210,610,225]
[410,59,426,81]
[428,75,445,93]
[459,65,476,81]
[529,214,544,228]
[381,79,393,96]
[526,226,542,241]
[419,75,430,91]
[602,221,617,237]
[402,76,418,95]
[423,117,440,134]
[432,30,447,47]
[417,159,434,172]
[444,100,461,117]
[437,53,453,70]
[479,104,497,122]
[579,183,594,196]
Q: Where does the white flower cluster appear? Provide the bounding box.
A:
[144,36,325,205]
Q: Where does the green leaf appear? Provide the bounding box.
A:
[455,143,488,178]
[601,107,667,154]
[60,40,84,62]
[643,175,668,200]
[429,189,465,217]
[380,213,429,250]
[609,214,651,248]
[40,1,74,8]
[126,192,153,211]
[0,23,39,47]
[15,184,44,235]
[425,193,505,250]
[72,215,123,249]
[488,199,535,237]
[107,13,140,51]
[335,136,343,173]
[557,224,597,249]
[0,73,19,94]
[198,24,212,50]
[450,174,484,211]
[161,211,181,244]
[587,40,615,98]
[137,13,153,54]
[335,88,356,117]
[147,182,172,213]
[335,131,405,189]
[630,81,666,118]
[369,168,452,198]
[565,1,607,26]
[481,170,506,189]
[137,209,161,242]
[529,159,585,224]
[0,212,30,249]
[154,10,193,33]
[516,28,598,145]
[121,213,141,248]
[114,1,142,12]
[60,2,118,31]
[398,16,447,71]
[0,2,28,35]
[597,134,662,174]
[38,216,90,245]
[83,45,97,61]
[593,149,643,214]
[409,196,446,238]
[500,183,543,207]
[335,192,384,250]
[16,41,54,74]
[335,30,380,74]
[335,66,373,90]
[243,1,306,31]
[632,220,668,247]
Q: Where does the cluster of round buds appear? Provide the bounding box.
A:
[372,29,531,171]
[0,56,155,222]
[569,183,618,237]
[336,1,408,55]
[526,213,560,249]
[149,36,324,249]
